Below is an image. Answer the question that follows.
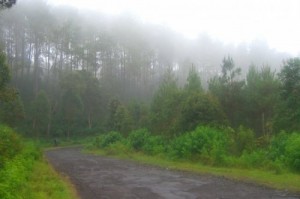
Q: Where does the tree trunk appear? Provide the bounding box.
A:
[262,112,265,136]
[88,112,92,129]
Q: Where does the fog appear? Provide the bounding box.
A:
[0,0,297,130]
[1,0,293,94]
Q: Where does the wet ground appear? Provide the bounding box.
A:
[45,147,299,199]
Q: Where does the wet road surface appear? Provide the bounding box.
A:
[45,147,299,199]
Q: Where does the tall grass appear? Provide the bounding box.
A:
[0,125,78,199]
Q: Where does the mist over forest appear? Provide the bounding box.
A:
[0,0,297,138]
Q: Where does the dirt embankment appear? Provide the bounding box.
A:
[45,147,299,199]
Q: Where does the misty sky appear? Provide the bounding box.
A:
[44,0,300,55]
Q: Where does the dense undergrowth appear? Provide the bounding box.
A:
[86,126,300,192]
[89,126,300,175]
[0,125,77,199]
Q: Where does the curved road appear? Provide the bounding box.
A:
[45,147,298,199]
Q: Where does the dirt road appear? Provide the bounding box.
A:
[45,147,298,199]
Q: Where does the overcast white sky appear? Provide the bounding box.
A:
[46,0,300,55]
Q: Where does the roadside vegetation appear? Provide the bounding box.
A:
[0,125,78,199]
[87,127,300,192]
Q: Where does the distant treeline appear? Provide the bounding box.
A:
[0,0,299,140]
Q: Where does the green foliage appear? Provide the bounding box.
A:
[285,133,300,172]
[179,92,226,132]
[31,90,50,136]
[0,125,22,168]
[231,126,255,155]
[141,135,165,155]
[275,58,300,132]
[128,102,149,129]
[237,150,267,168]
[268,132,289,162]
[61,90,83,122]
[126,128,165,155]
[94,131,123,148]
[22,159,78,199]
[61,90,83,138]
[107,98,133,134]
[220,56,241,84]
[185,67,203,93]
[209,56,245,128]
[0,51,10,91]
[169,126,229,165]
[114,104,133,134]
[0,94,25,127]
[128,129,150,150]
[80,71,102,129]
[150,69,182,136]
[0,141,40,199]
[0,51,23,127]
[244,66,280,136]
[91,124,300,174]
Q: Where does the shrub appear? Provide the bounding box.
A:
[169,126,229,165]
[94,131,123,148]
[128,129,150,150]
[285,133,300,172]
[232,126,255,156]
[142,135,166,155]
[0,125,22,168]
[267,131,289,162]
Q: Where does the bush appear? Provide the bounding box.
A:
[0,125,23,168]
[232,126,255,156]
[128,129,150,150]
[169,126,229,165]
[94,131,123,148]
[125,129,166,155]
[142,135,166,155]
[267,131,289,162]
[285,133,300,172]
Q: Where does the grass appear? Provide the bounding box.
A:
[20,157,79,199]
[87,148,300,194]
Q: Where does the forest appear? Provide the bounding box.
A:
[1,0,300,197]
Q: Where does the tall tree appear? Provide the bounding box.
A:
[60,72,84,138]
[209,56,245,128]
[107,97,133,134]
[0,50,23,127]
[31,90,50,138]
[244,66,280,136]
[0,51,10,92]
[81,71,102,130]
[61,90,83,139]
[184,67,203,93]
[274,58,300,132]
[150,69,182,136]
[180,68,226,132]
